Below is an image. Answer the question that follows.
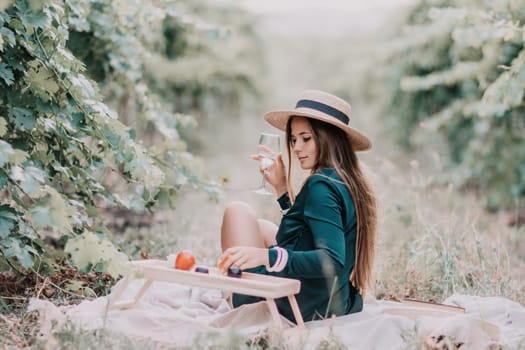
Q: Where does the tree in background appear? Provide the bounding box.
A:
[382,0,525,211]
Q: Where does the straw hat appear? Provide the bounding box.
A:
[264,90,372,151]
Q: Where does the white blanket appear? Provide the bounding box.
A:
[29,278,525,349]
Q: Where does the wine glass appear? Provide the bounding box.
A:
[253,133,280,195]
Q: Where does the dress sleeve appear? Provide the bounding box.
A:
[276,192,292,211]
[271,176,349,278]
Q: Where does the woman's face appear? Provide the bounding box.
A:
[290,117,318,170]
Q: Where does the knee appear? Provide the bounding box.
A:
[223,201,255,220]
[224,201,253,216]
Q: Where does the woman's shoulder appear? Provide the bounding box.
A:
[308,168,343,184]
[304,168,345,191]
[304,168,355,211]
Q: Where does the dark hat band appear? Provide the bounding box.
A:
[295,99,350,124]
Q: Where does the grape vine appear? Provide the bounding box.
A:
[0,0,259,276]
[383,0,525,209]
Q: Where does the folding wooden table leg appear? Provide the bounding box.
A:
[287,295,304,326]
[108,275,131,308]
[266,298,283,328]
[110,279,154,310]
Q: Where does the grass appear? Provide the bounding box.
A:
[371,151,525,305]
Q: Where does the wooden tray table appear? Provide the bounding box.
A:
[108,259,304,327]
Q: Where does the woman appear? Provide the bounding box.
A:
[219,90,377,323]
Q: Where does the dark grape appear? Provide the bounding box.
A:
[227,266,242,278]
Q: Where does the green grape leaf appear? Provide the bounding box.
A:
[10,149,28,165]
[32,152,53,166]
[0,117,7,137]
[0,170,7,190]
[29,205,52,230]
[8,107,37,131]
[104,251,129,278]
[64,280,84,292]
[69,112,86,130]
[110,193,146,211]
[69,75,97,100]
[23,185,72,231]
[0,141,24,167]
[0,28,15,47]
[0,204,17,239]
[42,187,73,232]
[19,166,46,197]
[64,231,129,278]
[0,63,14,85]
[0,140,13,167]
[102,125,122,148]
[26,11,48,29]
[65,280,97,298]
[155,187,178,209]
[95,105,118,121]
[27,0,44,12]
[52,47,84,73]
[24,61,59,102]
[15,1,49,29]
[2,237,35,269]
[126,149,165,193]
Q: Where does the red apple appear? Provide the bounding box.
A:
[175,250,196,270]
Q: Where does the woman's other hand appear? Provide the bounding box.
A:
[218,246,269,272]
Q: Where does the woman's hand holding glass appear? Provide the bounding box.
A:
[253,133,283,195]
[252,145,287,197]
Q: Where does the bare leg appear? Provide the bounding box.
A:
[221,201,278,251]
[258,219,278,247]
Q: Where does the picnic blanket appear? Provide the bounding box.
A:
[29,278,525,349]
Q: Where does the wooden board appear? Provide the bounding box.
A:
[383,306,465,319]
[382,299,500,341]
[400,299,465,313]
[128,259,301,299]
[383,299,465,319]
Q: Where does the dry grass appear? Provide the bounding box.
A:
[370,150,525,304]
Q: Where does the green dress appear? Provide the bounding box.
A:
[233,168,363,323]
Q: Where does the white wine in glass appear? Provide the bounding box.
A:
[253,133,280,195]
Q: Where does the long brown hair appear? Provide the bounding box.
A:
[285,116,377,294]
